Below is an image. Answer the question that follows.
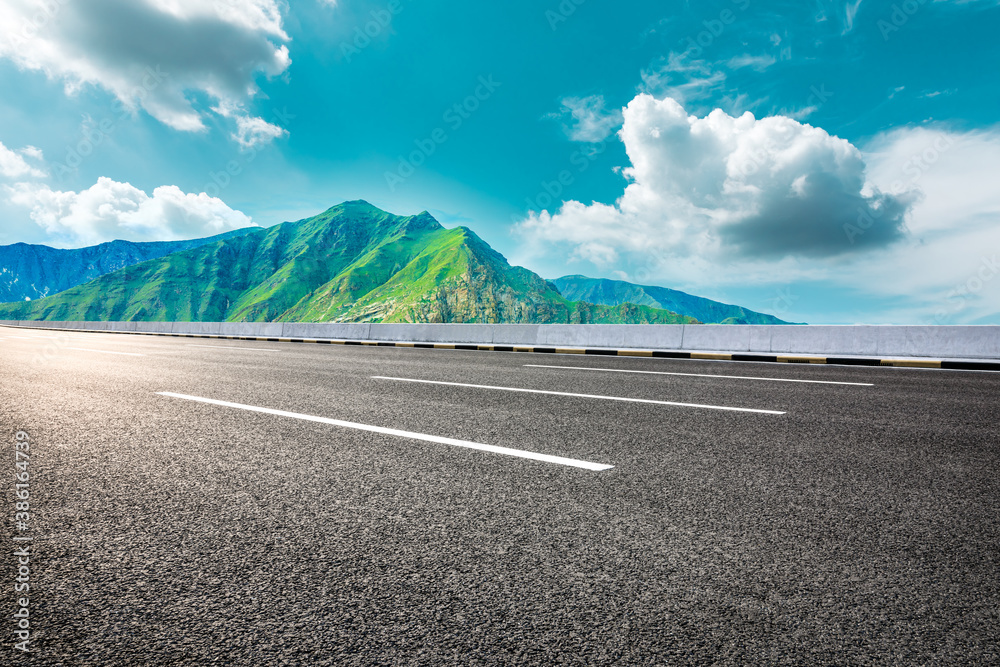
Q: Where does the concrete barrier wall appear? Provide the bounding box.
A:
[217,322,284,337]
[492,324,542,346]
[368,323,494,344]
[134,322,172,333]
[680,325,753,352]
[1,320,997,359]
[283,323,372,340]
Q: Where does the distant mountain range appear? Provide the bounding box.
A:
[0,228,257,303]
[552,276,792,325]
[0,201,699,324]
[0,201,795,325]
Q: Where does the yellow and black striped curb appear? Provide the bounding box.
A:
[9,326,1000,372]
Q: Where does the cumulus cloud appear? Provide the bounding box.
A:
[213,101,288,149]
[518,94,910,267]
[852,126,1000,322]
[552,95,623,143]
[864,126,1000,237]
[0,140,46,179]
[5,177,256,247]
[516,111,1000,324]
[0,0,290,141]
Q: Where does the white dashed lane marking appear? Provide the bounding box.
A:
[524,364,874,386]
[372,376,786,415]
[157,392,614,471]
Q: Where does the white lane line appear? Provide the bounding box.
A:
[186,344,280,352]
[6,333,82,340]
[372,376,785,415]
[524,364,874,387]
[157,392,613,471]
[66,347,145,357]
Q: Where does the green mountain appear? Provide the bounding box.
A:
[0,201,698,325]
[0,228,258,302]
[552,275,794,325]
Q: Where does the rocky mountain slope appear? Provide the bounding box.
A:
[0,202,698,324]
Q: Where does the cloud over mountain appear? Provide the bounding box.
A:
[519,94,911,265]
[5,177,256,247]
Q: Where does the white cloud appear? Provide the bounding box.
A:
[865,126,1000,237]
[552,95,623,143]
[726,54,776,71]
[5,177,256,247]
[516,102,1000,324]
[844,0,864,32]
[640,54,727,106]
[640,50,777,112]
[519,94,909,267]
[0,0,291,140]
[233,114,288,149]
[213,101,288,149]
[0,140,46,179]
[850,126,1000,322]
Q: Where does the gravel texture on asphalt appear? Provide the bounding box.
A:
[1,328,998,665]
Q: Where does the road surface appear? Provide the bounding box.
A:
[1,326,998,664]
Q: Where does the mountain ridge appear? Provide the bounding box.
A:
[0,227,259,303]
[552,275,795,325]
[0,202,699,325]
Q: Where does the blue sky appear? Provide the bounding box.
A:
[0,0,998,324]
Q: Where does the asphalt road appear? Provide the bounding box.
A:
[1,326,998,665]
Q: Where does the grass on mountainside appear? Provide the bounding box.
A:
[0,201,699,325]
